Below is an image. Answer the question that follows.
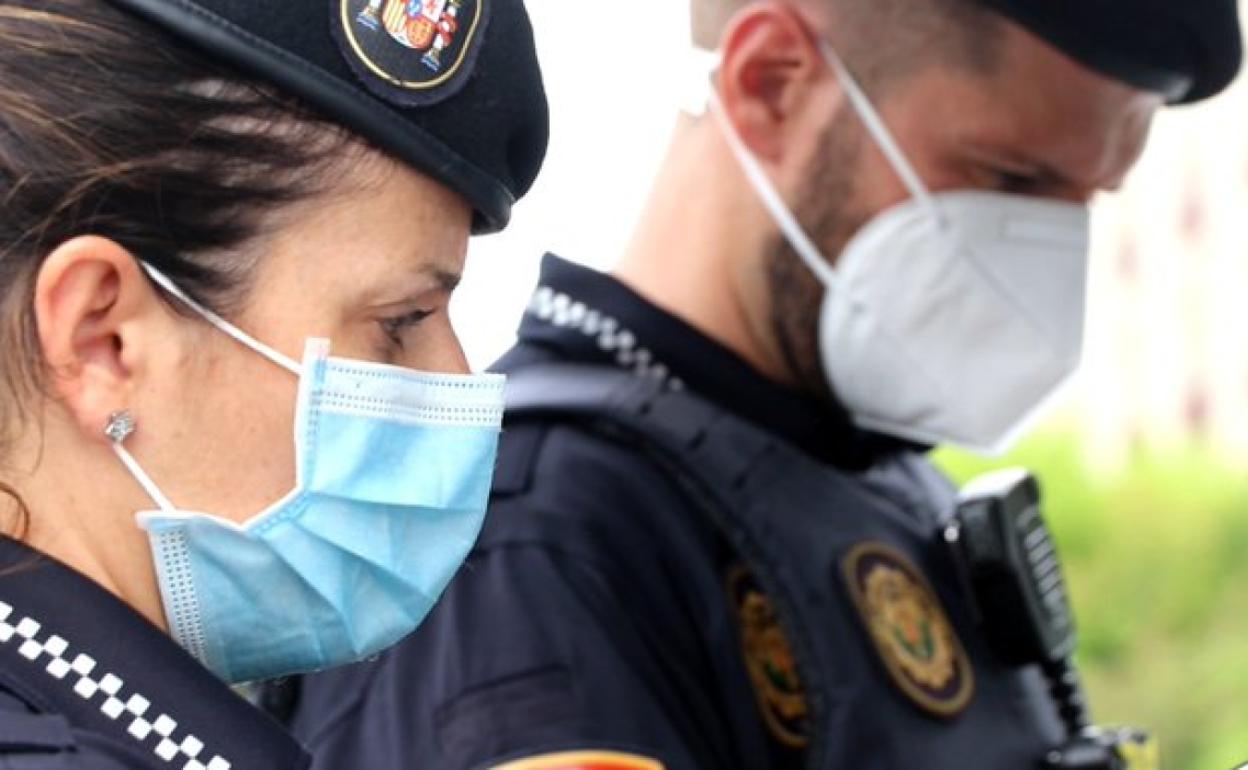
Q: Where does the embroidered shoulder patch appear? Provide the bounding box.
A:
[727,565,810,748]
[334,0,489,106]
[490,751,665,770]
[843,542,975,718]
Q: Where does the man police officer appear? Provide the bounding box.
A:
[286,0,1243,768]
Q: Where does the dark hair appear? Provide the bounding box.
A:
[0,1,359,534]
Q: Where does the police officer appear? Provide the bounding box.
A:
[0,0,545,767]
[288,1,1241,769]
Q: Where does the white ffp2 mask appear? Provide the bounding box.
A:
[708,41,1090,456]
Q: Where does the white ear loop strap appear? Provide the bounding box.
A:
[119,261,302,513]
[706,38,945,287]
[112,442,176,513]
[815,41,938,216]
[708,88,840,289]
[139,262,302,375]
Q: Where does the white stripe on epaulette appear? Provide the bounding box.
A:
[527,286,686,392]
[0,600,231,770]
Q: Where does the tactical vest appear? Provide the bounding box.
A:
[506,363,1067,770]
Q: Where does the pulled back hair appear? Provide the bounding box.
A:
[0,1,359,532]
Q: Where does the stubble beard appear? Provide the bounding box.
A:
[765,109,868,403]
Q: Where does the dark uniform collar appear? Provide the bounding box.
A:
[0,536,309,770]
[506,253,916,469]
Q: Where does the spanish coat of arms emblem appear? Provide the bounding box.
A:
[334,0,487,105]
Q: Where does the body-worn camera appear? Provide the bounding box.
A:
[946,469,1158,770]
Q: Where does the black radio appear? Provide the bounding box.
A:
[945,469,1158,770]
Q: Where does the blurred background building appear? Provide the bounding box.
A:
[1079,69,1248,472]
[453,3,1248,768]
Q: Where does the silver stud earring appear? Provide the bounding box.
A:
[104,410,136,444]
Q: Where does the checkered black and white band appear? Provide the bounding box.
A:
[528,286,685,391]
[0,600,231,770]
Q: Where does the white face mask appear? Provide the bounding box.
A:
[707,41,1091,456]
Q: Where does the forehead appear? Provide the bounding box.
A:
[897,19,1164,189]
[252,153,472,303]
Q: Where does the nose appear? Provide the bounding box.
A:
[445,343,471,375]
[429,326,471,375]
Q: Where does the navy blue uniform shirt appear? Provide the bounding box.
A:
[0,537,309,770]
[286,254,1064,770]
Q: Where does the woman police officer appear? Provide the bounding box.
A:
[0,0,546,767]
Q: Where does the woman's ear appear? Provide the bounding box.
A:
[715,1,829,163]
[33,237,165,441]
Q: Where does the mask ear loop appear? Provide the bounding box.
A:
[117,262,302,514]
[815,41,944,225]
[707,86,841,290]
[105,410,177,513]
[139,262,303,375]
[113,444,176,513]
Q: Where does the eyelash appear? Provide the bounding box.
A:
[991,167,1041,193]
[379,309,435,347]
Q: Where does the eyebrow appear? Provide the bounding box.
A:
[363,265,462,310]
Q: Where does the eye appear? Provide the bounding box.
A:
[990,167,1043,195]
[998,171,1035,192]
[379,308,435,348]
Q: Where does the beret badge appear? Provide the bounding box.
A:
[335,0,489,106]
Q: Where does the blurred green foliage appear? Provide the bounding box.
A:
[936,433,1248,770]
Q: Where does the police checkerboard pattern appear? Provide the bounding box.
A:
[0,600,231,770]
[528,285,685,390]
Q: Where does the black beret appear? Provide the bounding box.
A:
[979,0,1243,104]
[102,0,549,233]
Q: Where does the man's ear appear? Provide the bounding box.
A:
[715,2,829,163]
[33,237,164,441]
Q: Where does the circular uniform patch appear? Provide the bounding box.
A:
[489,751,665,770]
[335,0,489,106]
[727,566,811,748]
[843,542,975,718]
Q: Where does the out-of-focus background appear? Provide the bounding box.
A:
[453,3,1248,767]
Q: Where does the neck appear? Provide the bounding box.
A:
[7,416,168,632]
[613,114,797,386]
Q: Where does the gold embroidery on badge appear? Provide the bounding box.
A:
[843,542,975,718]
[341,0,484,91]
[489,750,666,770]
[727,565,811,748]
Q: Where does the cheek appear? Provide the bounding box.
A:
[869,90,983,200]
[168,337,300,519]
[853,143,927,214]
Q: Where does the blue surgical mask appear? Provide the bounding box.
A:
[111,263,504,684]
